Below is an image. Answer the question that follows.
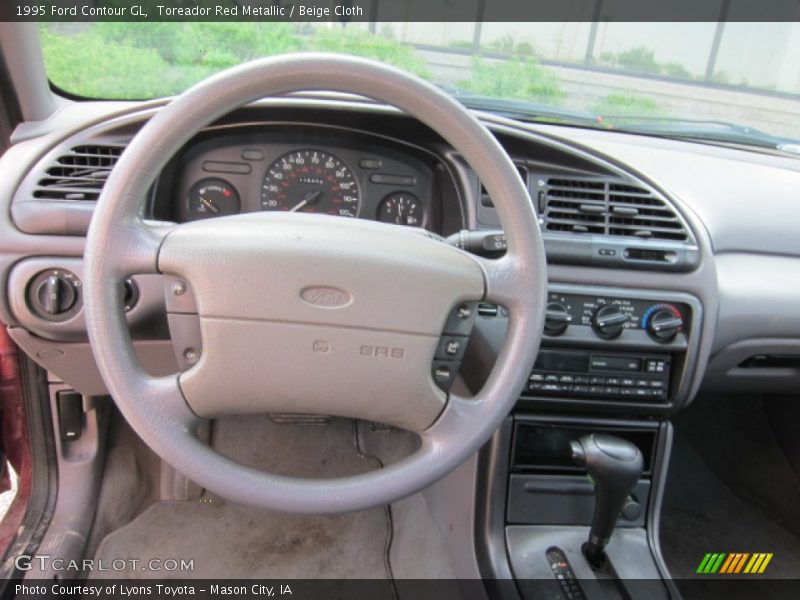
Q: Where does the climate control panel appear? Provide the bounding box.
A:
[544,291,689,344]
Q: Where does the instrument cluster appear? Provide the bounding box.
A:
[169,128,437,230]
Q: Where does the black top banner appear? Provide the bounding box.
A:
[3,0,800,23]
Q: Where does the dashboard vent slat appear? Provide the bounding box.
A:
[542,177,688,242]
[33,144,124,201]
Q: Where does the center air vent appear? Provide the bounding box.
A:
[543,177,688,242]
[34,145,124,201]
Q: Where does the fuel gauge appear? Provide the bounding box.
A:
[377,192,424,227]
[187,178,240,219]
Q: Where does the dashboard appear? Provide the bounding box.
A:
[3,96,800,418]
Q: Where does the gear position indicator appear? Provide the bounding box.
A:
[546,546,587,600]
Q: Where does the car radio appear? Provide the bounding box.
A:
[525,349,670,402]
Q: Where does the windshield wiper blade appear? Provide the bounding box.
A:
[445,90,600,127]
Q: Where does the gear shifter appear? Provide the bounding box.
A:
[570,433,644,569]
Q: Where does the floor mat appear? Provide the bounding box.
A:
[661,435,800,578]
[92,498,391,579]
[92,417,392,579]
[660,433,800,598]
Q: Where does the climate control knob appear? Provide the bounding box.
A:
[592,305,628,339]
[647,308,684,342]
[544,302,571,336]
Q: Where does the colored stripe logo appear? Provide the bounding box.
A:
[697,552,773,574]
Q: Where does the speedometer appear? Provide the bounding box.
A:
[260,150,360,217]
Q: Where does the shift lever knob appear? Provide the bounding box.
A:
[570,433,644,568]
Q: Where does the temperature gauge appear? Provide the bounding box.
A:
[187,178,240,220]
[377,192,424,227]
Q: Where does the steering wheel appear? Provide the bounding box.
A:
[84,54,546,513]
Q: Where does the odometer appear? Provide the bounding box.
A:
[260,150,360,217]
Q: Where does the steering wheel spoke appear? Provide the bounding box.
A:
[471,254,522,308]
[104,217,175,277]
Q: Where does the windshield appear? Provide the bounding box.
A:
[41,22,800,147]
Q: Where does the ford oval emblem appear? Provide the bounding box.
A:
[300,286,352,308]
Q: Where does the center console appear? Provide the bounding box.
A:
[471,284,702,600]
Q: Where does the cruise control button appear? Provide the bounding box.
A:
[435,336,468,361]
[443,302,478,336]
[432,360,458,392]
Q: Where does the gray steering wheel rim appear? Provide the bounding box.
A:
[84,54,547,513]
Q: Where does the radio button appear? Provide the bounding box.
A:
[650,380,665,389]
[559,375,575,384]
[529,373,545,382]
[634,388,651,398]
[619,388,635,397]
[621,378,635,387]
[604,386,621,396]
[574,385,590,394]
[589,376,606,385]
[635,379,650,387]
[575,376,591,385]
[544,374,559,383]
[606,377,621,385]
[646,359,667,373]
[588,385,604,395]
[528,382,544,391]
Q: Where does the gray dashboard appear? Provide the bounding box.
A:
[1,95,799,408]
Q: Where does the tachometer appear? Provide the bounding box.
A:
[260,150,360,217]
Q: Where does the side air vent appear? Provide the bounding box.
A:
[543,177,688,242]
[33,145,124,201]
